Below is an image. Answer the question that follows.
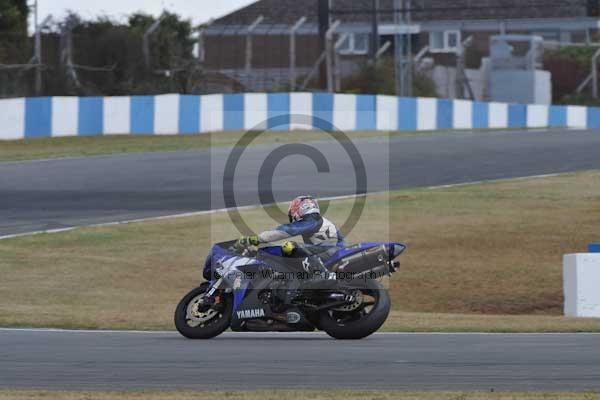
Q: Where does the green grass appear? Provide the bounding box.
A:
[0,128,523,162]
[1,171,600,331]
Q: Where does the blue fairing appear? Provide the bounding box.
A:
[210,243,234,261]
[206,240,405,312]
[260,246,284,257]
[209,241,404,271]
[233,281,250,311]
[207,243,260,312]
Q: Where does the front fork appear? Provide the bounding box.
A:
[206,277,223,297]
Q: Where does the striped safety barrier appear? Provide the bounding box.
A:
[0,93,594,140]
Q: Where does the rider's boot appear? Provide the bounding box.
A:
[301,255,330,279]
[299,256,337,290]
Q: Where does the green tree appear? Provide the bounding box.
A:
[128,11,194,71]
[65,11,197,95]
[0,0,29,33]
[0,0,30,96]
[342,57,438,97]
[127,11,197,94]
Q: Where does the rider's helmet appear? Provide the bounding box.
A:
[288,195,320,223]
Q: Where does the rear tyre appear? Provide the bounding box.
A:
[319,279,390,340]
[174,283,233,339]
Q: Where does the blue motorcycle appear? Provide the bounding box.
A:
[175,240,406,339]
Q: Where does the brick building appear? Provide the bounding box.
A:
[202,0,597,92]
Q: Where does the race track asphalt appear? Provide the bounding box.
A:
[1,129,600,236]
[1,330,599,391]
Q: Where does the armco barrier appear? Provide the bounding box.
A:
[0,92,596,140]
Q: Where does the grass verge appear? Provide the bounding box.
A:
[0,130,387,161]
[0,391,598,400]
[384,311,600,333]
[1,171,599,331]
[0,128,516,162]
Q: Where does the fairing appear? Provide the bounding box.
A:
[207,240,406,330]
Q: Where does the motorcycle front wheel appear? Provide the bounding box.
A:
[319,279,390,340]
[174,282,233,339]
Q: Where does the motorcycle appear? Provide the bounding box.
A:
[174,240,406,340]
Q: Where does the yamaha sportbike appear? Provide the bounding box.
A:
[174,240,406,339]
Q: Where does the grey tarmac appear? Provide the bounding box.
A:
[0,330,599,391]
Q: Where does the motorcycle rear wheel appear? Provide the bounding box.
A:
[319,279,390,340]
[174,283,233,339]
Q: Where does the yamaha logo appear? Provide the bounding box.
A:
[236,308,265,319]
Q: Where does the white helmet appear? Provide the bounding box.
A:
[287,195,320,223]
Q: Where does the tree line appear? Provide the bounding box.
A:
[0,1,201,97]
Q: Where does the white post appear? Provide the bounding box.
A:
[592,48,600,99]
[456,35,474,100]
[375,41,392,61]
[197,28,206,63]
[334,33,348,92]
[143,16,164,69]
[34,0,42,94]
[325,20,341,93]
[563,253,600,318]
[246,15,264,74]
[499,21,506,35]
[290,17,307,91]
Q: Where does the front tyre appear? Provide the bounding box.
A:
[319,279,390,340]
[174,283,233,339]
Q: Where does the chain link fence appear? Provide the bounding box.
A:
[0,19,386,98]
[0,23,330,98]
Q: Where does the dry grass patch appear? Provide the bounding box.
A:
[1,171,599,330]
[0,130,383,161]
[391,173,600,315]
[0,391,598,400]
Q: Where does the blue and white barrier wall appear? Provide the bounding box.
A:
[0,92,595,140]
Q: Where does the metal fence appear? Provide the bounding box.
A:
[0,20,387,98]
[0,31,200,98]
[0,21,332,98]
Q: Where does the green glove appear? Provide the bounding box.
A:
[236,235,260,248]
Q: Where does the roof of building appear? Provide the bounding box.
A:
[212,0,588,26]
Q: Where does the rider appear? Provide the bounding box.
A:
[203,195,345,280]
